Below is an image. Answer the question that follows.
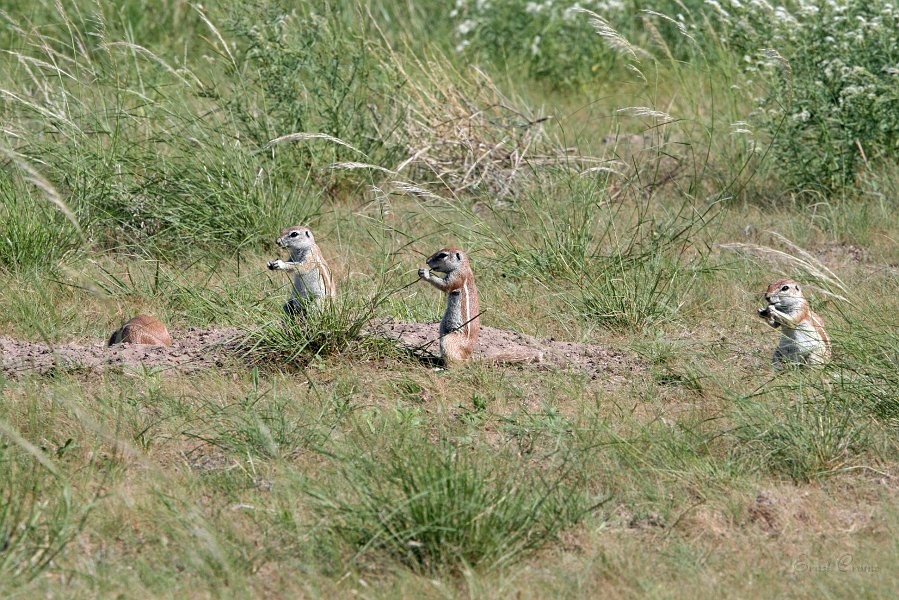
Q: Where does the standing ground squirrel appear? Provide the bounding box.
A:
[757,278,831,367]
[267,226,336,315]
[418,247,480,366]
[107,315,172,347]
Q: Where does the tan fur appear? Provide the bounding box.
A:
[268,226,336,315]
[417,248,546,367]
[418,247,480,366]
[275,226,336,298]
[317,249,336,298]
[108,315,172,347]
[758,278,831,367]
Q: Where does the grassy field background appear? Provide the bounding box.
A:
[1,0,897,597]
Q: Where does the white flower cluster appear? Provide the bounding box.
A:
[449,0,628,55]
[711,0,897,98]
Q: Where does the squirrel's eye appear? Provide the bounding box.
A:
[781,285,789,292]
[290,231,299,238]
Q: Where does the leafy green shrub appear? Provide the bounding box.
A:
[222,0,407,174]
[448,0,628,88]
[306,439,595,572]
[714,0,899,194]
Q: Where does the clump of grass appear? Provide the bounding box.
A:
[240,282,399,369]
[0,1,326,255]
[0,173,81,273]
[495,178,718,331]
[826,307,899,425]
[390,56,577,198]
[306,438,597,573]
[733,387,871,483]
[222,0,408,181]
[189,370,338,459]
[578,245,704,331]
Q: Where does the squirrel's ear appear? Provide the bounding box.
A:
[456,252,461,261]
[305,230,311,238]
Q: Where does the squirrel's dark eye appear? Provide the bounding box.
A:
[781,285,789,292]
[290,231,299,238]
[437,253,447,259]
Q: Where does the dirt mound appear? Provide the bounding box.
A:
[2,322,637,380]
[374,321,637,380]
[1,328,240,378]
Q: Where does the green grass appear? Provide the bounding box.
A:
[0,438,92,588]
[239,278,402,370]
[0,177,82,272]
[305,436,598,573]
[1,0,898,597]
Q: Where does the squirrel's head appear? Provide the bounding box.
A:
[426,247,468,274]
[765,279,806,311]
[277,226,315,252]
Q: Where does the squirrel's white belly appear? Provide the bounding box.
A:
[292,268,326,300]
[778,321,826,362]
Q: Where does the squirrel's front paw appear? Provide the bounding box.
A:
[758,306,779,328]
[418,268,430,280]
[268,260,285,271]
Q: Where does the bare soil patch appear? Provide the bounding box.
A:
[2,321,638,380]
[1,328,241,378]
[374,321,638,381]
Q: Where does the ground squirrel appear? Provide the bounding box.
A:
[267,226,336,315]
[757,278,831,367]
[107,315,172,347]
[418,247,480,366]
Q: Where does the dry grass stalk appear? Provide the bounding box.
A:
[387,57,586,198]
[719,231,849,302]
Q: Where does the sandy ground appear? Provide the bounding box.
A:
[373,321,636,380]
[0,328,242,378]
[1,321,638,380]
